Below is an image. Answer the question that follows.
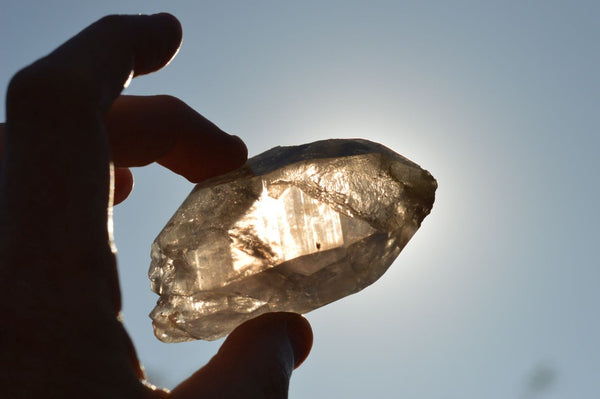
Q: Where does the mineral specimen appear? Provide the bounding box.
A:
[149,139,437,342]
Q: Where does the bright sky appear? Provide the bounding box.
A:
[1,1,599,398]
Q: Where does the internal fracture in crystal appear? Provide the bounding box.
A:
[149,139,437,342]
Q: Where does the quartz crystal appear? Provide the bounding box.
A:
[149,139,437,342]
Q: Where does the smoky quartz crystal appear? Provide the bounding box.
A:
[149,139,437,341]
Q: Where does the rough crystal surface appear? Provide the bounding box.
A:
[149,139,437,342]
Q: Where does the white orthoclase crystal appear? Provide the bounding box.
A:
[149,139,437,342]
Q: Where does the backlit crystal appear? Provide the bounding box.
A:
[149,139,437,341]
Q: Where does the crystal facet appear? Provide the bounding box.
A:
[149,139,437,342]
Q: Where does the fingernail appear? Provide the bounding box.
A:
[285,314,313,368]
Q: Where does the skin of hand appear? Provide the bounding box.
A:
[0,13,312,399]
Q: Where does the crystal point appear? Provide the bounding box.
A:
[149,139,437,342]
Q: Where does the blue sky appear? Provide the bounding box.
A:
[1,1,599,398]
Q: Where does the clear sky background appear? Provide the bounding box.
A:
[1,1,599,398]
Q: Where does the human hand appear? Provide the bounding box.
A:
[0,13,312,398]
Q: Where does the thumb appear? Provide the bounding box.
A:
[170,313,313,399]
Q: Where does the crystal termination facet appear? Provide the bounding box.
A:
[149,139,437,342]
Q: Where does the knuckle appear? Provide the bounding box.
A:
[154,94,193,117]
[94,14,127,30]
[91,14,139,42]
[156,94,186,109]
[6,63,62,116]
[6,63,42,103]
[7,60,95,115]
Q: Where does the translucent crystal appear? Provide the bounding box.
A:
[149,139,437,342]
